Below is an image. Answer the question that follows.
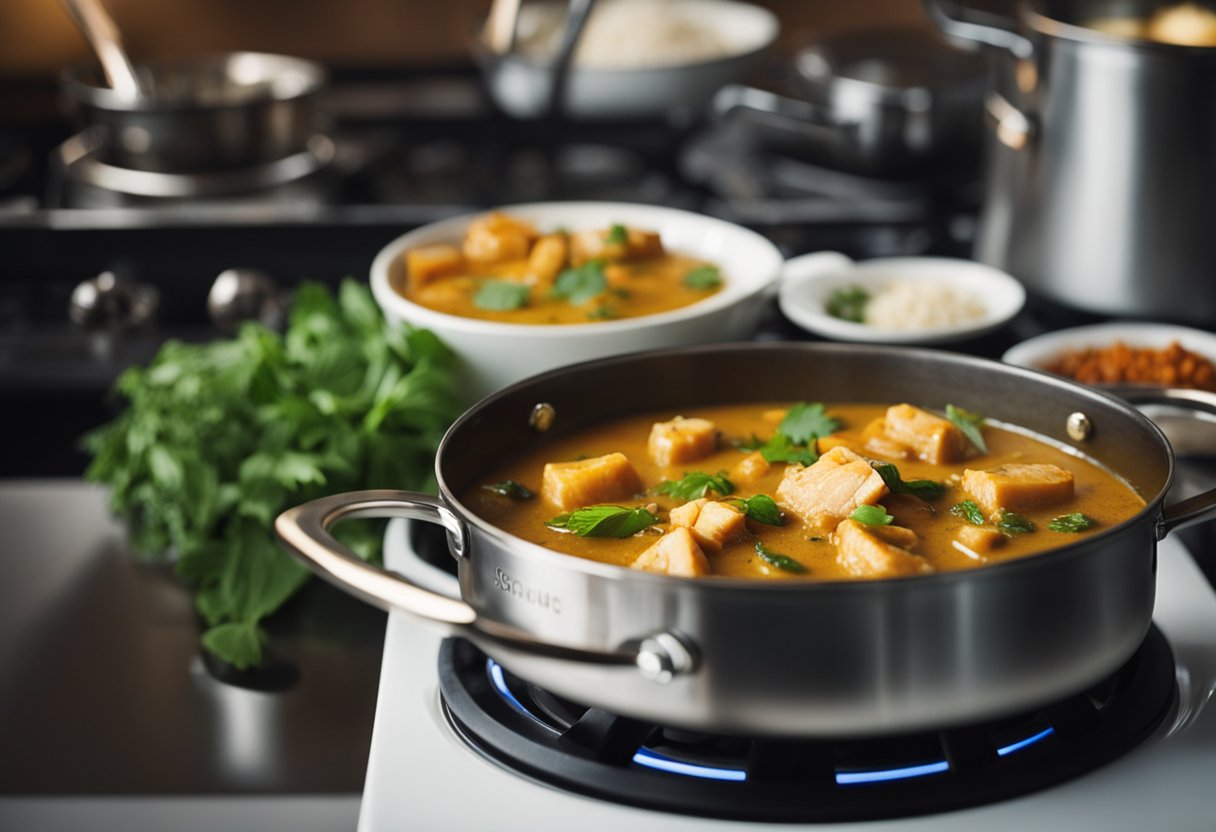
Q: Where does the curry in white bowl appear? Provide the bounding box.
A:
[463,401,1145,580]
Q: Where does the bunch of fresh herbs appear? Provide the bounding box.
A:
[82,280,465,669]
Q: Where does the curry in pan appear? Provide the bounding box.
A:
[463,402,1145,580]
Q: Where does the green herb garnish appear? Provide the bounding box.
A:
[473,279,530,311]
[826,286,870,323]
[728,494,785,526]
[654,471,734,501]
[546,505,658,538]
[551,260,608,305]
[482,480,534,501]
[951,500,985,525]
[758,432,818,467]
[997,509,1035,536]
[851,504,895,526]
[778,402,840,445]
[871,461,946,501]
[946,404,988,454]
[82,280,464,670]
[587,305,617,320]
[683,265,722,290]
[1049,513,1096,533]
[605,223,628,246]
[755,541,807,573]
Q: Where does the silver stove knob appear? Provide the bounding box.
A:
[208,269,285,331]
[69,271,158,331]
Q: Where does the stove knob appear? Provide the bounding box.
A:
[208,269,285,331]
[69,271,158,331]
[635,632,699,684]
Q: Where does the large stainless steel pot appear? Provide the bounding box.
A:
[928,0,1216,322]
[275,343,1216,737]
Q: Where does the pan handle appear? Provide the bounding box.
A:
[275,490,699,680]
[1108,387,1216,538]
[923,0,1035,60]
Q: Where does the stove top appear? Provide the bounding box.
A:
[362,520,1216,831]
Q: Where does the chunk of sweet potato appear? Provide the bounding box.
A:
[956,524,1006,554]
[731,451,770,485]
[668,498,706,529]
[776,446,888,533]
[690,500,747,552]
[463,212,539,264]
[542,452,643,511]
[570,226,664,265]
[527,234,568,286]
[631,527,710,577]
[882,404,969,464]
[648,417,718,468]
[861,417,913,460]
[962,463,1075,518]
[405,244,465,289]
[835,518,933,579]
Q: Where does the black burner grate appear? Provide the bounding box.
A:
[438,627,1177,821]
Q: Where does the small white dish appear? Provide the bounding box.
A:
[777,254,1027,345]
[1002,322,1216,373]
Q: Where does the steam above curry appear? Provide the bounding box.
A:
[462,402,1145,580]
[400,212,723,324]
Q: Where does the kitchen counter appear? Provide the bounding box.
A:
[0,480,386,831]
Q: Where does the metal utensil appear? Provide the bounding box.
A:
[60,0,142,100]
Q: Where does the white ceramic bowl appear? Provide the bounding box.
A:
[777,254,1027,345]
[370,202,785,399]
[1002,322,1216,374]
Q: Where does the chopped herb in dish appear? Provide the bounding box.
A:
[551,260,608,305]
[951,500,986,526]
[872,461,946,501]
[996,509,1035,536]
[755,541,808,573]
[946,404,988,454]
[654,471,734,501]
[826,286,870,323]
[683,265,722,290]
[851,504,895,526]
[546,505,658,538]
[473,279,531,311]
[482,480,535,500]
[1049,513,1097,533]
[728,494,785,526]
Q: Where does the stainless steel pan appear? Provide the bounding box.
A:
[275,343,1216,737]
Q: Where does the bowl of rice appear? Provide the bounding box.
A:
[777,253,1026,345]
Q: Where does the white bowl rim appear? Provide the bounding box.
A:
[370,200,786,338]
[777,255,1027,345]
[1002,321,1216,369]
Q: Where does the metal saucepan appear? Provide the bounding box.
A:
[62,52,328,173]
[927,0,1216,322]
[275,343,1216,737]
[712,26,987,179]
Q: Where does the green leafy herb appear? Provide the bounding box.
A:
[587,305,617,321]
[683,265,722,290]
[946,404,988,454]
[850,504,895,526]
[826,286,870,323]
[997,509,1035,536]
[82,280,464,669]
[731,433,764,451]
[755,541,807,573]
[1049,513,1097,533]
[758,432,818,467]
[605,223,628,246]
[728,494,785,526]
[546,505,658,538]
[482,480,535,501]
[871,461,946,501]
[778,402,840,445]
[654,471,734,501]
[551,260,608,305]
[473,279,530,311]
[951,500,986,525]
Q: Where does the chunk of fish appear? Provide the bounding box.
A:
[631,527,710,577]
[542,452,643,510]
[835,518,933,579]
[776,446,888,533]
[962,463,1075,517]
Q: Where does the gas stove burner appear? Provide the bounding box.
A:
[439,628,1177,822]
[54,131,335,199]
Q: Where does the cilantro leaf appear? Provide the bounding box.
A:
[551,260,608,305]
[826,286,870,323]
[851,504,895,526]
[81,279,464,669]
[759,432,818,466]
[1049,513,1097,533]
[587,305,617,320]
[482,480,535,501]
[997,509,1035,536]
[778,402,840,445]
[654,471,734,501]
[473,279,530,311]
[605,224,628,245]
[728,494,784,526]
[546,505,658,538]
[871,461,946,501]
[951,500,985,525]
[946,404,988,454]
[683,265,722,290]
[755,541,807,574]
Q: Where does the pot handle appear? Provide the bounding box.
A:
[1107,387,1216,538]
[712,84,850,137]
[275,490,699,678]
[985,92,1035,151]
[923,0,1035,60]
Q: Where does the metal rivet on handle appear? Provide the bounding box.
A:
[529,403,556,432]
[636,632,698,684]
[1067,412,1093,442]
